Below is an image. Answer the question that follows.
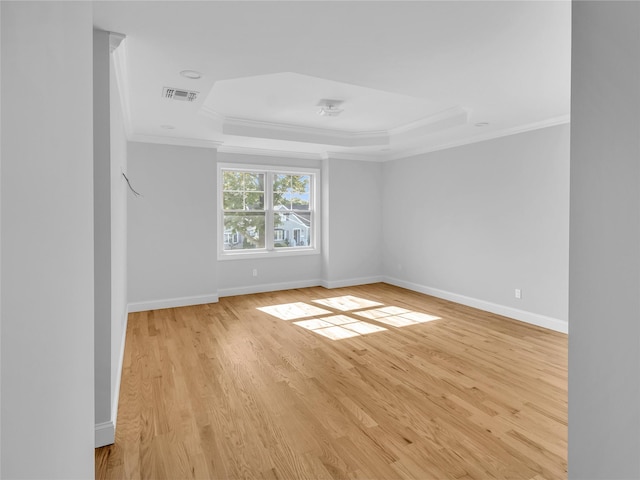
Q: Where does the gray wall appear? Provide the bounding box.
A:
[323,157,383,287]
[0,3,3,469]
[127,148,386,302]
[128,142,217,310]
[569,2,640,478]
[382,124,570,328]
[0,2,95,477]
[93,29,112,443]
[93,30,129,447]
[127,129,569,332]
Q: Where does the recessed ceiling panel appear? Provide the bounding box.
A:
[201,72,454,133]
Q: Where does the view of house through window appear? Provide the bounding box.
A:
[220,165,317,256]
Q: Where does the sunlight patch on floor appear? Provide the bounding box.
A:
[311,325,361,340]
[257,297,440,340]
[355,307,440,327]
[257,302,332,320]
[312,295,383,312]
[293,314,387,340]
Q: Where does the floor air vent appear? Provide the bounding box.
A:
[162,87,198,102]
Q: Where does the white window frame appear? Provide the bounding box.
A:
[218,163,320,260]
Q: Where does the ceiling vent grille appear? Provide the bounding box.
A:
[162,87,198,102]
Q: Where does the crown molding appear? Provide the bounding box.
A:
[129,133,222,149]
[324,151,387,162]
[207,111,387,140]
[386,114,570,162]
[201,105,471,150]
[221,115,389,147]
[217,144,324,161]
[389,105,469,136]
[198,105,225,123]
[108,32,126,53]
[128,114,569,163]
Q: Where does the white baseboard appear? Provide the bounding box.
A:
[95,306,129,448]
[383,276,568,334]
[95,421,115,448]
[218,279,322,298]
[128,293,219,313]
[321,275,385,289]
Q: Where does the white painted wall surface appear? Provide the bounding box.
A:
[569,2,640,478]
[0,2,94,477]
[128,142,217,310]
[323,158,383,288]
[93,29,129,447]
[217,152,324,296]
[382,125,570,328]
[109,36,129,445]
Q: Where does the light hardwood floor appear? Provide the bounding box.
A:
[96,283,567,479]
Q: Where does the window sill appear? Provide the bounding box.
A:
[218,247,320,261]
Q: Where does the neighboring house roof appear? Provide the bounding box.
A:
[274,205,311,227]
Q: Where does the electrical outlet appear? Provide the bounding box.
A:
[252,268,258,277]
[515,288,522,299]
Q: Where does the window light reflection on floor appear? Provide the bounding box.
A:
[312,295,384,312]
[257,302,332,321]
[355,307,440,327]
[294,314,387,340]
[257,296,441,341]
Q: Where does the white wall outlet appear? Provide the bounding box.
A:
[252,268,258,277]
[515,288,522,299]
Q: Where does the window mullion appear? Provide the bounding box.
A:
[265,172,274,251]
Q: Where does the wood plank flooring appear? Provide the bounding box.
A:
[95,283,567,479]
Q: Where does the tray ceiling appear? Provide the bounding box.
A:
[93,1,571,161]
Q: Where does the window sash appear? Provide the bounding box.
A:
[219,165,318,258]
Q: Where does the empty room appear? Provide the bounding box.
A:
[1,1,639,479]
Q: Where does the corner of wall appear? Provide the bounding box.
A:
[383,276,568,334]
[127,293,219,313]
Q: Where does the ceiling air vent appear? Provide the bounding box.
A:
[162,87,198,102]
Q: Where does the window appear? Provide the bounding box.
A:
[223,232,240,245]
[293,228,302,245]
[219,164,319,258]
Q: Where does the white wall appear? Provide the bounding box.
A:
[109,35,129,447]
[128,142,217,311]
[0,2,94,477]
[382,124,570,331]
[217,152,324,296]
[322,157,383,288]
[569,2,640,478]
[93,29,129,447]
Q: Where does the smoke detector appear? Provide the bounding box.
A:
[162,87,198,102]
[317,99,344,117]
